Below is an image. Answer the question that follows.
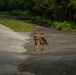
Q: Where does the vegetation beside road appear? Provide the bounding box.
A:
[0,0,76,31]
[1,10,76,31]
[0,18,35,32]
[9,10,76,31]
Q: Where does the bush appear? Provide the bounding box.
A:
[53,22,61,29]
[53,21,76,30]
[47,20,53,27]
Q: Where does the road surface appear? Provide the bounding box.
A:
[18,25,76,75]
[0,24,31,75]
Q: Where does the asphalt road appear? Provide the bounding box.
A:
[18,25,76,75]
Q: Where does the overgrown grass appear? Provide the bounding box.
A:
[0,18,35,32]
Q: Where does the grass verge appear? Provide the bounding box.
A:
[0,18,35,32]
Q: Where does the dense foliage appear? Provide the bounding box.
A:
[0,0,76,22]
[0,0,76,30]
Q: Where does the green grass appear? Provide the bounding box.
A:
[0,18,35,32]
